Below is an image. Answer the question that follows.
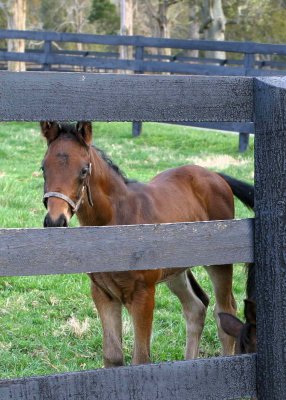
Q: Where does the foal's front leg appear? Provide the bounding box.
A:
[126,284,155,365]
[205,264,237,355]
[91,282,124,367]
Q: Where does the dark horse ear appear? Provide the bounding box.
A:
[40,121,60,144]
[76,121,93,145]
[218,312,243,339]
[244,299,256,325]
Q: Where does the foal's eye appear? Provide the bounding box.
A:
[80,166,89,179]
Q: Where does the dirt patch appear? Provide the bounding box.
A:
[32,171,42,177]
[66,316,90,337]
[191,155,248,170]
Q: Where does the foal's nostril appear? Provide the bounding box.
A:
[43,214,49,227]
[60,215,68,227]
[43,213,68,227]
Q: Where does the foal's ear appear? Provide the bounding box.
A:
[76,121,93,145]
[40,121,60,144]
[218,312,243,339]
[244,299,256,325]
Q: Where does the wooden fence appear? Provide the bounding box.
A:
[0,71,285,399]
[1,29,286,76]
[1,29,286,150]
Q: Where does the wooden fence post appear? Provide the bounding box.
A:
[43,40,52,71]
[244,53,255,76]
[238,53,256,152]
[132,45,144,137]
[238,132,250,152]
[254,77,286,399]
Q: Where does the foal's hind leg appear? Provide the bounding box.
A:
[91,282,124,367]
[205,264,237,355]
[166,271,208,359]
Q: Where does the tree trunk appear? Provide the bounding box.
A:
[74,6,83,52]
[120,0,133,60]
[200,0,226,60]
[158,1,171,56]
[72,0,88,52]
[188,5,200,57]
[7,0,26,72]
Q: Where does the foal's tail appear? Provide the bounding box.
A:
[218,173,254,210]
[219,174,256,310]
[187,270,210,308]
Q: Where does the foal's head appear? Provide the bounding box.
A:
[40,121,93,227]
[219,299,256,354]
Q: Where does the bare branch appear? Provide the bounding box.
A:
[199,16,213,33]
[143,0,158,20]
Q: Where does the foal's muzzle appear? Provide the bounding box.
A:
[44,213,68,227]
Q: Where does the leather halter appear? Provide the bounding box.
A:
[43,149,94,215]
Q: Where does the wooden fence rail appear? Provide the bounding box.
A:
[2,48,285,77]
[0,219,253,277]
[0,72,253,122]
[1,29,286,54]
[0,354,257,400]
[1,72,286,399]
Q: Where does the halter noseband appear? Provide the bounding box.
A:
[43,154,94,215]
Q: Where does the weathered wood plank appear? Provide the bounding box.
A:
[0,72,253,122]
[2,51,244,75]
[1,51,286,77]
[0,219,253,277]
[0,354,256,400]
[2,46,286,71]
[0,29,286,55]
[254,77,286,399]
[239,132,250,152]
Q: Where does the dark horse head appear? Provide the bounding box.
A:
[219,263,256,354]
[40,121,93,228]
[219,298,256,354]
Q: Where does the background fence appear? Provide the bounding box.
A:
[2,29,286,150]
[0,72,286,399]
[1,30,286,75]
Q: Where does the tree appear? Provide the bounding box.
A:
[60,0,91,50]
[224,0,286,44]
[199,0,226,59]
[0,0,26,71]
[186,2,200,56]
[39,0,93,51]
[119,0,133,59]
[89,0,120,34]
[39,0,67,31]
[138,0,183,56]
[120,0,133,37]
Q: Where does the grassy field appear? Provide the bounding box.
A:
[0,121,254,379]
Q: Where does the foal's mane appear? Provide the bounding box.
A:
[58,123,132,185]
[92,145,131,184]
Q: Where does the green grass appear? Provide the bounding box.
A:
[0,121,254,379]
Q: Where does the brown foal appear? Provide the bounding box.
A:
[40,121,254,367]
